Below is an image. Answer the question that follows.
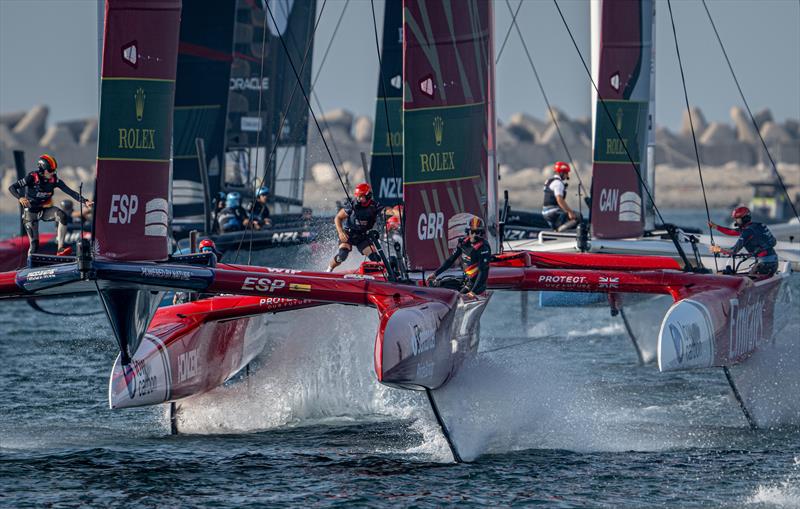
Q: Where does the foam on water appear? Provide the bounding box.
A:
[747,457,800,507]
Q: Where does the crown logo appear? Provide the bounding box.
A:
[433,115,444,146]
[134,87,146,121]
[615,107,624,132]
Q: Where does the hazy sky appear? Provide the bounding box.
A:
[1,0,798,130]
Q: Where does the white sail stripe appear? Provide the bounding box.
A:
[145,224,168,237]
[145,210,169,225]
[145,198,169,213]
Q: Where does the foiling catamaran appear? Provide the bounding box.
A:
[1,0,796,463]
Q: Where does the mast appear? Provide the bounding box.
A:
[644,0,657,231]
[486,0,499,252]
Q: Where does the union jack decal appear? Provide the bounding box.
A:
[599,276,619,288]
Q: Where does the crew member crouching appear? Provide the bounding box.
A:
[709,206,778,277]
[327,183,387,272]
[542,161,579,231]
[426,216,491,297]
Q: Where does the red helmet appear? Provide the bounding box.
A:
[386,215,401,231]
[554,161,570,174]
[199,239,216,253]
[354,182,372,204]
[38,154,58,172]
[731,206,751,219]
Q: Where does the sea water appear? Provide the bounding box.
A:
[1,211,798,508]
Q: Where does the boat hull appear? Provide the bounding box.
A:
[376,293,491,390]
[109,295,318,409]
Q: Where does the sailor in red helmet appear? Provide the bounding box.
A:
[709,206,778,277]
[426,216,492,297]
[8,154,93,256]
[542,161,579,231]
[327,183,388,272]
[198,238,221,258]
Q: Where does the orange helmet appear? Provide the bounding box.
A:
[386,215,401,232]
[38,154,58,172]
[199,238,217,253]
[465,216,485,236]
[354,182,373,204]
[554,161,570,174]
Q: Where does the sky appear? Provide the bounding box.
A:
[1,0,798,131]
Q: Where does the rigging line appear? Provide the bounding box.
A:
[701,0,799,223]
[370,0,406,259]
[552,0,666,227]
[266,0,352,205]
[232,0,327,264]
[666,0,718,272]
[505,0,586,216]
[495,0,523,64]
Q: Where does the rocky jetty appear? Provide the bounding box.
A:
[1,104,798,213]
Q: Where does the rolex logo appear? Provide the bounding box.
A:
[433,116,444,146]
[135,87,146,122]
[615,107,623,132]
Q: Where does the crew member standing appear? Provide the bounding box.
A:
[542,161,578,231]
[326,183,386,272]
[426,216,491,297]
[709,206,778,277]
[8,154,92,256]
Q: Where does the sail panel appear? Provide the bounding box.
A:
[172,0,236,224]
[369,0,404,206]
[94,0,181,261]
[589,0,652,239]
[402,0,492,271]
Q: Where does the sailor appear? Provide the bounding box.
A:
[327,182,386,272]
[8,154,92,256]
[211,191,226,233]
[198,238,221,259]
[709,206,778,277]
[217,192,251,233]
[542,161,579,231]
[385,214,404,274]
[173,239,221,304]
[425,216,492,297]
[251,186,272,229]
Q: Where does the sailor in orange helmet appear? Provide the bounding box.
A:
[709,206,778,277]
[426,215,492,297]
[8,154,93,256]
[327,183,390,272]
[542,161,578,231]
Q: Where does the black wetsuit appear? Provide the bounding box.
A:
[433,237,492,294]
[343,200,384,251]
[9,170,86,253]
[251,202,271,227]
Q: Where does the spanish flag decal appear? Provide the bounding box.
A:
[289,283,312,292]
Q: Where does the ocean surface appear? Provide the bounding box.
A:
[1,210,799,508]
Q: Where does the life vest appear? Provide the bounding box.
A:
[542,176,567,209]
[458,238,491,278]
[344,201,380,234]
[26,171,58,209]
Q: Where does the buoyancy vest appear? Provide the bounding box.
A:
[543,176,567,209]
[739,222,777,257]
[344,201,381,234]
[26,171,58,210]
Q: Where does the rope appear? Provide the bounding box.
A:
[553,0,666,228]
[506,0,586,218]
[266,1,352,204]
[370,0,405,261]
[666,0,718,272]
[701,0,799,223]
[495,0,522,64]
